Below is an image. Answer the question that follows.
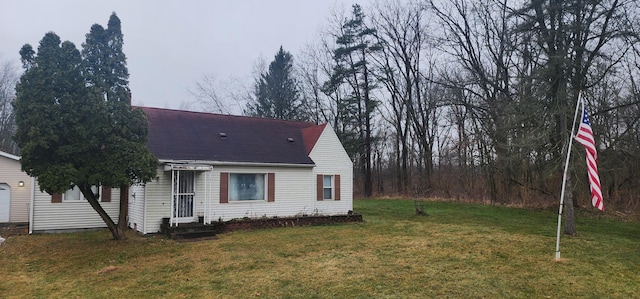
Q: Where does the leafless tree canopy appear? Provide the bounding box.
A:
[291,0,640,216]
[0,59,19,154]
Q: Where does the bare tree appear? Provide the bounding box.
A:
[0,58,19,154]
[297,40,336,125]
[514,0,637,234]
[189,74,249,115]
[371,0,431,194]
[429,0,522,203]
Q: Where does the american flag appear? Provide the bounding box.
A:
[574,102,604,211]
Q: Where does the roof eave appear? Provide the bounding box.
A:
[158,159,315,168]
[0,150,20,161]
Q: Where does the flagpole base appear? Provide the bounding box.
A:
[555,251,561,260]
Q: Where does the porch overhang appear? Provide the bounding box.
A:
[163,164,214,171]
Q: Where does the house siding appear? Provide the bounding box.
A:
[141,167,173,233]
[207,166,314,222]
[128,183,146,234]
[141,166,315,233]
[195,171,214,219]
[310,124,354,215]
[31,181,121,232]
[0,154,33,223]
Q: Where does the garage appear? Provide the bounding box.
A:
[0,183,10,222]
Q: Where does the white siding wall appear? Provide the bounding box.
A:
[141,166,315,233]
[195,171,215,218]
[208,166,314,221]
[0,155,32,223]
[142,167,173,233]
[310,124,354,215]
[31,182,121,232]
[128,184,146,233]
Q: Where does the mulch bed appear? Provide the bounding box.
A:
[0,224,29,237]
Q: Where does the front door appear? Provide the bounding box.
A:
[0,183,10,222]
[172,171,196,222]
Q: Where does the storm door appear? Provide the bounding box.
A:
[172,170,196,222]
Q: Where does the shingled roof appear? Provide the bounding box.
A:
[140,107,323,165]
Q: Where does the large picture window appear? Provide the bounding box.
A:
[229,173,265,201]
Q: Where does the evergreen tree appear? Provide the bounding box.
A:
[82,13,157,238]
[325,4,380,197]
[247,46,309,121]
[14,14,157,240]
[14,32,111,225]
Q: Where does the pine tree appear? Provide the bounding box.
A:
[81,12,157,239]
[247,46,309,121]
[325,4,380,197]
[14,14,157,240]
[14,32,114,226]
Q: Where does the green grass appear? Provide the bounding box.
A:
[1,199,639,298]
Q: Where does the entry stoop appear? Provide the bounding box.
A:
[161,218,225,241]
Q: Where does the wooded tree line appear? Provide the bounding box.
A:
[239,0,640,218]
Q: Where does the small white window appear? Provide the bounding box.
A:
[323,175,333,200]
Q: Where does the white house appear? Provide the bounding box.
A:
[28,107,353,234]
[128,107,353,234]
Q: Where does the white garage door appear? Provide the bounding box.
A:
[0,183,10,222]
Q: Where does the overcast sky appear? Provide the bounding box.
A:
[0,0,365,111]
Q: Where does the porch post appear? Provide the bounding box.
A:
[203,171,207,225]
[207,171,213,224]
[204,171,210,224]
[170,169,175,227]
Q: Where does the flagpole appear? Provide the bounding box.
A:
[555,92,583,260]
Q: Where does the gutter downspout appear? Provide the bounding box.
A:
[28,177,35,234]
[143,183,147,235]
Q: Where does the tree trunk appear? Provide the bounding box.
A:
[117,184,129,237]
[78,184,126,240]
[363,59,373,198]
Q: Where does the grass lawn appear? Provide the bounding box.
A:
[1,199,639,298]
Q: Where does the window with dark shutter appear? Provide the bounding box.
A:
[220,172,229,203]
[51,193,62,203]
[335,175,341,200]
[317,174,323,201]
[101,186,111,202]
[267,173,275,202]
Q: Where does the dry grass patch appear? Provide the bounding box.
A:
[1,199,639,298]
